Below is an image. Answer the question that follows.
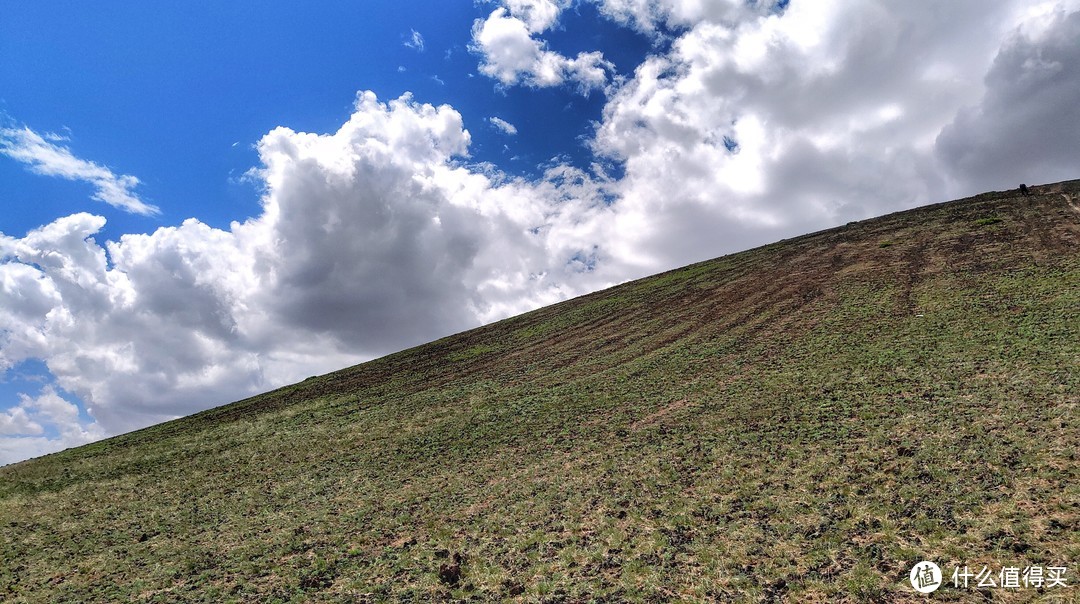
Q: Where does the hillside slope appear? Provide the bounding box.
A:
[2,182,1078,603]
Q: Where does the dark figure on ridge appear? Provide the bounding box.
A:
[1019,183,1031,196]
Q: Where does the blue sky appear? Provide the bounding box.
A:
[1,1,650,239]
[3,0,1079,464]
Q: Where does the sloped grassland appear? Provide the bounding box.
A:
[1,182,1078,603]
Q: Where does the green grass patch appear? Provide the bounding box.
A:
[447,343,501,362]
[2,182,1078,602]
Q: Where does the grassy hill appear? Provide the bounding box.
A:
[2,182,1078,603]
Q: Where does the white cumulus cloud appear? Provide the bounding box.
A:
[936,5,1080,192]
[504,0,569,32]
[586,0,1080,268]
[597,0,788,33]
[471,6,613,92]
[0,92,626,443]
[0,386,104,465]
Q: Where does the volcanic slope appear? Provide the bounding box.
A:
[2,182,1078,603]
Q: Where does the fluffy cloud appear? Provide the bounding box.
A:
[0,405,41,436]
[0,92,621,443]
[597,0,786,32]
[0,386,104,465]
[587,0,1080,268]
[470,0,1080,269]
[0,126,159,215]
[471,6,613,91]
[936,5,1080,192]
[504,0,568,32]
